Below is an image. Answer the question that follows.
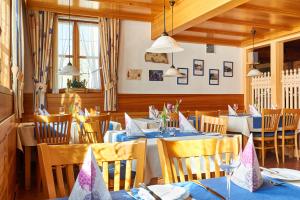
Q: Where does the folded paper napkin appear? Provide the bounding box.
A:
[231,134,263,192]
[38,108,50,116]
[249,105,261,117]
[149,106,159,119]
[179,112,197,132]
[69,147,112,200]
[228,105,238,116]
[125,113,145,137]
[137,185,189,200]
[85,108,90,117]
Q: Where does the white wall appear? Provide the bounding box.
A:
[118,20,243,94]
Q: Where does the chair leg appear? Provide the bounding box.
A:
[262,141,265,166]
[274,137,279,164]
[295,134,299,161]
[282,138,285,163]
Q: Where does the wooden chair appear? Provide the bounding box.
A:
[200,115,227,134]
[278,109,300,163]
[34,114,73,145]
[157,137,239,183]
[167,112,179,127]
[252,109,281,166]
[38,139,146,199]
[195,111,219,131]
[76,113,111,144]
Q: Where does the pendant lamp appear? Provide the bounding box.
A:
[164,0,184,77]
[247,28,262,77]
[58,0,80,76]
[146,0,183,53]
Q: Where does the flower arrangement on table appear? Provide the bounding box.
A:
[160,99,182,129]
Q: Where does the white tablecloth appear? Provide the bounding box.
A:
[104,130,238,183]
[224,115,300,137]
[17,121,122,151]
[133,118,160,129]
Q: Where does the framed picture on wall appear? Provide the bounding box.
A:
[193,59,204,76]
[149,70,163,81]
[177,68,188,85]
[223,61,233,77]
[209,69,219,85]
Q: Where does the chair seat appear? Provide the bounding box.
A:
[278,130,296,136]
[252,132,275,137]
[108,161,136,180]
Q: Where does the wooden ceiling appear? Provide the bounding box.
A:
[26,0,300,47]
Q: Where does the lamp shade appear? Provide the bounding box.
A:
[146,33,184,53]
[247,68,262,77]
[58,62,80,76]
[164,65,185,77]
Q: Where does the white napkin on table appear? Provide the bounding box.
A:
[228,105,238,116]
[149,106,159,119]
[43,109,50,116]
[69,147,112,200]
[138,185,189,200]
[179,112,197,132]
[85,108,90,117]
[125,113,145,137]
[38,108,44,115]
[249,105,261,117]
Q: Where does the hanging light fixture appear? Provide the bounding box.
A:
[58,0,80,76]
[247,28,262,77]
[146,0,183,53]
[164,0,184,77]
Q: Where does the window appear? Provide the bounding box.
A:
[57,19,100,89]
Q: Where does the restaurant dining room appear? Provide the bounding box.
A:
[3,0,300,199]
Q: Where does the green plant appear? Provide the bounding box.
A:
[67,79,87,89]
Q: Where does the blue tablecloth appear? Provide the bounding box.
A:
[57,177,300,200]
[115,131,201,142]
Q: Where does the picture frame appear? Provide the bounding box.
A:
[223,61,233,77]
[127,69,142,80]
[149,70,163,81]
[177,68,188,85]
[193,59,204,76]
[209,69,219,85]
[145,52,168,64]
[206,44,215,53]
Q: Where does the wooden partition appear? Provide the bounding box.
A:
[22,93,244,123]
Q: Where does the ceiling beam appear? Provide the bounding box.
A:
[89,0,163,11]
[151,0,250,39]
[173,34,241,46]
[210,17,293,31]
[27,1,152,21]
[237,4,300,18]
[186,27,249,37]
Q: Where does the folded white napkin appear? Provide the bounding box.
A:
[43,109,50,116]
[249,105,261,117]
[85,108,90,117]
[38,108,44,115]
[69,147,112,200]
[138,185,189,200]
[179,112,197,132]
[125,113,145,137]
[149,106,159,119]
[228,105,238,116]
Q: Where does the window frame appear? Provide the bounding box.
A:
[57,18,103,92]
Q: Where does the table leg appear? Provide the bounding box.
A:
[25,146,31,190]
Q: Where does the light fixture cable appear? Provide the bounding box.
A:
[68,0,71,66]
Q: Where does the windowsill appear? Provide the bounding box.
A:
[55,88,102,94]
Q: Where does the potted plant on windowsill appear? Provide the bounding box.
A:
[65,78,87,93]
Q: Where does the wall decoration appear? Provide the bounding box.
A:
[206,44,215,53]
[127,69,142,80]
[193,59,204,76]
[209,69,219,85]
[223,61,233,77]
[177,68,189,85]
[145,52,168,64]
[149,70,164,81]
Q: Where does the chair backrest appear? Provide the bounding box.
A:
[200,115,227,134]
[76,113,111,143]
[34,114,72,144]
[167,112,179,127]
[261,109,281,133]
[195,111,219,131]
[157,136,239,183]
[282,109,300,132]
[38,139,146,198]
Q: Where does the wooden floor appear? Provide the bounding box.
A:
[16,153,300,200]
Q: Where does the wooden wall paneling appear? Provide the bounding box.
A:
[0,115,16,200]
[0,86,13,122]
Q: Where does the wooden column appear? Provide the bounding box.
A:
[243,48,251,111]
[270,41,283,108]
